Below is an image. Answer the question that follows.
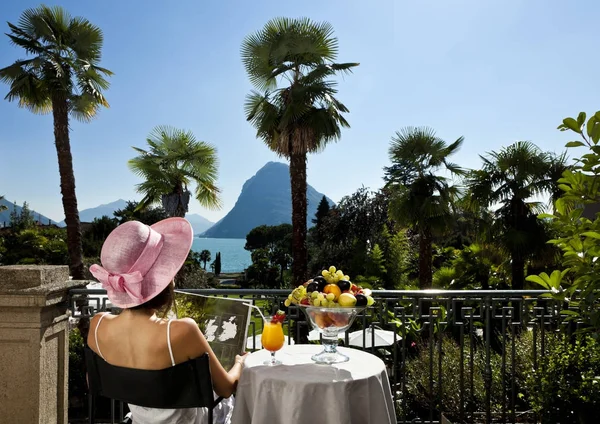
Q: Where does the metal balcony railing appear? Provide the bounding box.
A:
[68,288,572,424]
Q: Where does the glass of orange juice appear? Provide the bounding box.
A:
[261,316,285,366]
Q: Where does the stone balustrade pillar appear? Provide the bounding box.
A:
[0,265,86,424]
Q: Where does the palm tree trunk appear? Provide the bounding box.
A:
[289,152,308,286]
[175,200,187,218]
[52,95,84,280]
[511,256,525,290]
[419,228,433,289]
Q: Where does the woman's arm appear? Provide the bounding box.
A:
[172,318,246,398]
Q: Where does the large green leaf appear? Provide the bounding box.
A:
[562,117,581,133]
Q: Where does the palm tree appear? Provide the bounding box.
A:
[129,126,221,217]
[384,127,465,289]
[199,249,211,270]
[465,141,568,290]
[0,6,112,279]
[242,17,358,285]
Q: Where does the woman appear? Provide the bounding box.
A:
[87,217,245,423]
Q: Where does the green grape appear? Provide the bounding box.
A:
[311,291,319,299]
[326,293,335,301]
[313,299,321,306]
[317,293,325,301]
[320,299,329,307]
[291,288,304,303]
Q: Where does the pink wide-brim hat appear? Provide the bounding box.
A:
[89,218,193,309]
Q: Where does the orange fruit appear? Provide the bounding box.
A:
[323,284,342,301]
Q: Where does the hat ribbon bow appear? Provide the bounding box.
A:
[89,265,144,301]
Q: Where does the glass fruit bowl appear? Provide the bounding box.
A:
[298,305,363,364]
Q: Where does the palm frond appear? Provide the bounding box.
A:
[68,17,105,61]
[2,6,111,118]
[241,17,339,90]
[69,93,102,122]
[129,126,222,212]
[300,62,359,85]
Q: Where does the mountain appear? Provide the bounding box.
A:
[201,162,334,239]
[58,199,213,233]
[0,198,58,227]
[59,199,128,225]
[186,213,214,235]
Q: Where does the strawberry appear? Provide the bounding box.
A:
[271,310,286,324]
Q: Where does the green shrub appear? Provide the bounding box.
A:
[0,227,68,265]
[69,329,87,407]
[401,331,548,421]
[352,275,379,289]
[527,111,600,334]
[526,335,600,423]
[401,336,487,420]
[177,266,219,289]
[174,252,219,289]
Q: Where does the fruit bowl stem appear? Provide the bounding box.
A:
[311,333,350,364]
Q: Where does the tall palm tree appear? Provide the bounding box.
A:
[129,125,221,218]
[384,127,465,289]
[199,249,211,270]
[465,141,568,289]
[0,5,112,279]
[242,17,358,285]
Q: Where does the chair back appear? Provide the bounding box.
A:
[85,347,216,414]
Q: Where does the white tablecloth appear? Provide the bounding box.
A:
[231,344,396,424]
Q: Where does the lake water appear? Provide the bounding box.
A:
[191,238,250,273]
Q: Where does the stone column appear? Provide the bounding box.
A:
[0,265,86,424]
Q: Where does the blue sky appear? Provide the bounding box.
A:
[1,0,598,223]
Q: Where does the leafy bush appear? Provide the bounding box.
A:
[175,252,219,289]
[69,329,87,408]
[0,227,69,265]
[401,336,487,420]
[526,335,600,423]
[352,275,379,289]
[527,110,600,334]
[400,331,550,421]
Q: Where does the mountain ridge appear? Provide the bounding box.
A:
[0,198,58,227]
[200,161,333,238]
[2,197,214,235]
[58,199,129,225]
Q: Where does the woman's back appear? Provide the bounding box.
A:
[89,312,181,370]
[86,218,244,424]
[89,312,237,424]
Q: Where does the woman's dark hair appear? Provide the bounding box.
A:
[130,282,176,318]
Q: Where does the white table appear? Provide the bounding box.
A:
[231,344,396,424]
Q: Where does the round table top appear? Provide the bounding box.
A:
[244,343,387,382]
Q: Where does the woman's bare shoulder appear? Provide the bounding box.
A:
[169,318,207,358]
[87,312,115,349]
[170,317,201,336]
